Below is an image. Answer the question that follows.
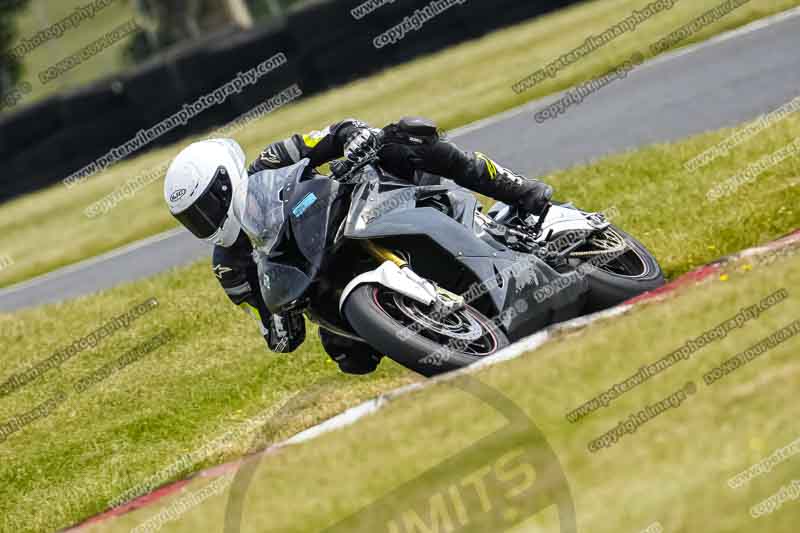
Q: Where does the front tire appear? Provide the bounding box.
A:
[343,285,510,376]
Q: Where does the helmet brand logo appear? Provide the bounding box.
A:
[170,189,187,202]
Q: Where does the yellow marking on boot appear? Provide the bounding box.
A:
[476,152,497,179]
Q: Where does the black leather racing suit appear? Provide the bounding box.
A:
[212,117,552,374]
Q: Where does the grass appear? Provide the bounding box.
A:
[0,263,420,532]
[0,108,797,531]
[1,0,798,288]
[544,112,800,280]
[84,241,800,533]
[4,0,137,109]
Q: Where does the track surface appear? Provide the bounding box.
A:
[2,9,799,313]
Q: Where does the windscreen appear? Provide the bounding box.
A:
[234,158,311,254]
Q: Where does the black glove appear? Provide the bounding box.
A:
[517,180,553,215]
[344,127,383,162]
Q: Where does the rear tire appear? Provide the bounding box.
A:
[343,285,510,376]
[573,225,665,312]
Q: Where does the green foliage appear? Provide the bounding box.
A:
[0,0,30,94]
[125,0,262,63]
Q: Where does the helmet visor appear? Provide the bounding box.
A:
[174,166,233,239]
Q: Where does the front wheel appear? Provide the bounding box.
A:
[343,285,510,377]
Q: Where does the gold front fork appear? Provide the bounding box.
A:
[360,240,464,305]
[361,240,408,268]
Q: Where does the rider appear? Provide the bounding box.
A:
[163,117,552,374]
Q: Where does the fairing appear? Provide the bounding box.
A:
[232,159,339,313]
[342,171,589,340]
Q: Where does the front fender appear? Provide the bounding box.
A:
[339,261,438,313]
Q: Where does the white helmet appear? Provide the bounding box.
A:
[164,138,248,247]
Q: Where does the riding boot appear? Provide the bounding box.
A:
[429,141,553,215]
[380,117,553,215]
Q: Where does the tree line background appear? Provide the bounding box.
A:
[1,0,310,96]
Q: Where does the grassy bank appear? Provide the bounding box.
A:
[87,241,800,533]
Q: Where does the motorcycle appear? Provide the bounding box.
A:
[232,132,664,376]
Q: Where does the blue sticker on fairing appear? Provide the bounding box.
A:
[292,192,318,218]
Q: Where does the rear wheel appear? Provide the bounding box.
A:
[343,285,510,376]
[569,225,665,312]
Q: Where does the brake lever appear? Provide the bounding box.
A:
[529,202,551,237]
[333,154,378,183]
[332,133,385,183]
[330,159,352,179]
